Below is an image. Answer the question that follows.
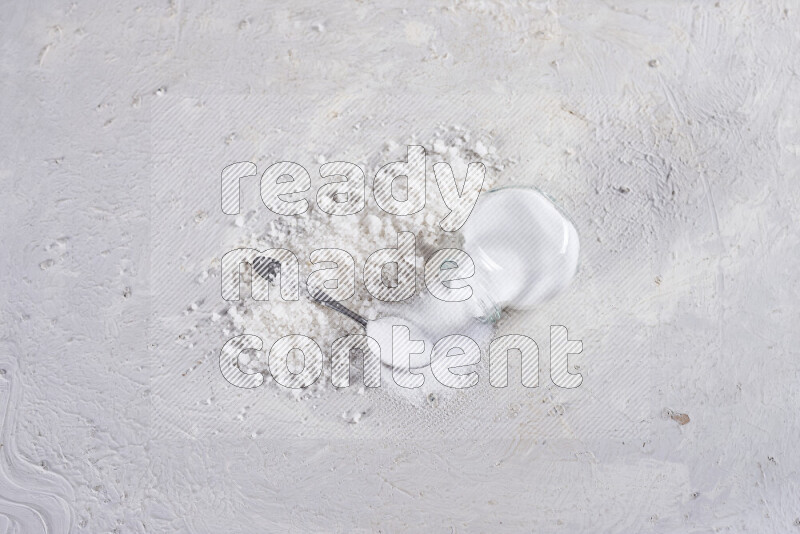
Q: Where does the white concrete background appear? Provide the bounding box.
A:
[1,1,799,532]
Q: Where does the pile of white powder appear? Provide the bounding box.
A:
[205,128,510,407]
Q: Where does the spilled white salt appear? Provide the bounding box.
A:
[206,131,511,406]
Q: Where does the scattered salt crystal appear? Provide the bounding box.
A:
[364,214,382,235]
[342,410,362,424]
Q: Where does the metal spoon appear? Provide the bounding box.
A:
[253,256,368,328]
[310,288,369,329]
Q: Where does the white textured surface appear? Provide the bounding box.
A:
[1,1,799,532]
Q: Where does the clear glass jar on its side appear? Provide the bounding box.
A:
[459,186,581,322]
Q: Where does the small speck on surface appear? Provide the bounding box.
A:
[667,411,690,425]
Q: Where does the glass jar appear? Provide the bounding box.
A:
[460,186,581,322]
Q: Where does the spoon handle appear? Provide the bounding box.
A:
[311,289,368,329]
[253,258,369,328]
